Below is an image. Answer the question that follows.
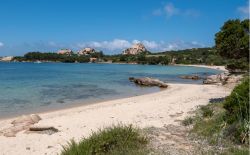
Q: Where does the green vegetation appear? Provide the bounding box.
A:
[101,47,227,65]
[223,77,249,144]
[215,19,249,71]
[61,124,149,155]
[182,77,249,154]
[13,52,104,63]
[182,117,194,126]
[200,105,214,118]
[152,47,226,65]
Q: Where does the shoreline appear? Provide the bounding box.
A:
[0,83,233,155]
[173,64,227,72]
[0,87,162,121]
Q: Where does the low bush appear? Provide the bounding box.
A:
[192,111,225,144]
[224,77,249,124]
[185,77,250,154]
[226,58,249,71]
[182,117,194,126]
[223,77,249,144]
[200,105,214,118]
[61,124,149,155]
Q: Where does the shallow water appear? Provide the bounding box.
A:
[0,62,221,118]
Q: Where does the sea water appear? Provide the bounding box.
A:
[0,62,221,118]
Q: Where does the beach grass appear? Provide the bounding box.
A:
[61,124,149,155]
[183,77,250,154]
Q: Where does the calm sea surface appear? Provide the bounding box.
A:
[0,62,221,118]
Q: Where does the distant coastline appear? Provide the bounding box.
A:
[1,46,229,68]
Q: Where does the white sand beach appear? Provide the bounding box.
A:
[0,82,232,155]
[174,64,227,72]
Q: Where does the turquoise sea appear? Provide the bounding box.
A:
[0,62,221,118]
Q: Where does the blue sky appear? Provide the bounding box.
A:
[0,0,249,56]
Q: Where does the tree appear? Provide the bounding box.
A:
[215,19,249,60]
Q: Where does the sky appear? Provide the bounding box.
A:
[0,0,249,56]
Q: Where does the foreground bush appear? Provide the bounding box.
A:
[224,78,249,124]
[223,77,249,143]
[185,78,250,154]
[61,124,149,155]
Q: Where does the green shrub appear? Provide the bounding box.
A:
[192,112,225,144]
[221,147,250,155]
[224,78,249,124]
[182,117,194,126]
[226,58,249,71]
[61,124,149,155]
[223,78,249,144]
[200,105,214,118]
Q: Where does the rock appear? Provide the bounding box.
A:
[203,74,221,84]
[129,77,135,81]
[28,126,59,135]
[179,75,201,80]
[47,146,53,149]
[226,75,242,83]
[30,114,42,123]
[122,43,147,55]
[11,114,41,125]
[29,126,58,132]
[77,47,96,55]
[203,72,242,85]
[129,77,168,88]
[1,114,41,137]
[57,49,73,55]
[3,132,16,137]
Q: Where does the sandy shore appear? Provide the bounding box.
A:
[174,64,227,72]
[0,82,232,155]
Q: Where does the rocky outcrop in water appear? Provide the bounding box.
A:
[179,75,202,80]
[129,77,168,88]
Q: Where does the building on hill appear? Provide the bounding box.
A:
[77,48,95,55]
[122,43,147,55]
[57,49,73,55]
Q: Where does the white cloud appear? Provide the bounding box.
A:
[142,40,159,49]
[152,2,200,18]
[237,2,249,19]
[76,39,205,52]
[77,39,132,51]
[164,3,179,17]
[0,42,4,47]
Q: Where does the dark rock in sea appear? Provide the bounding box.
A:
[129,77,168,88]
[129,77,135,81]
[179,75,202,80]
